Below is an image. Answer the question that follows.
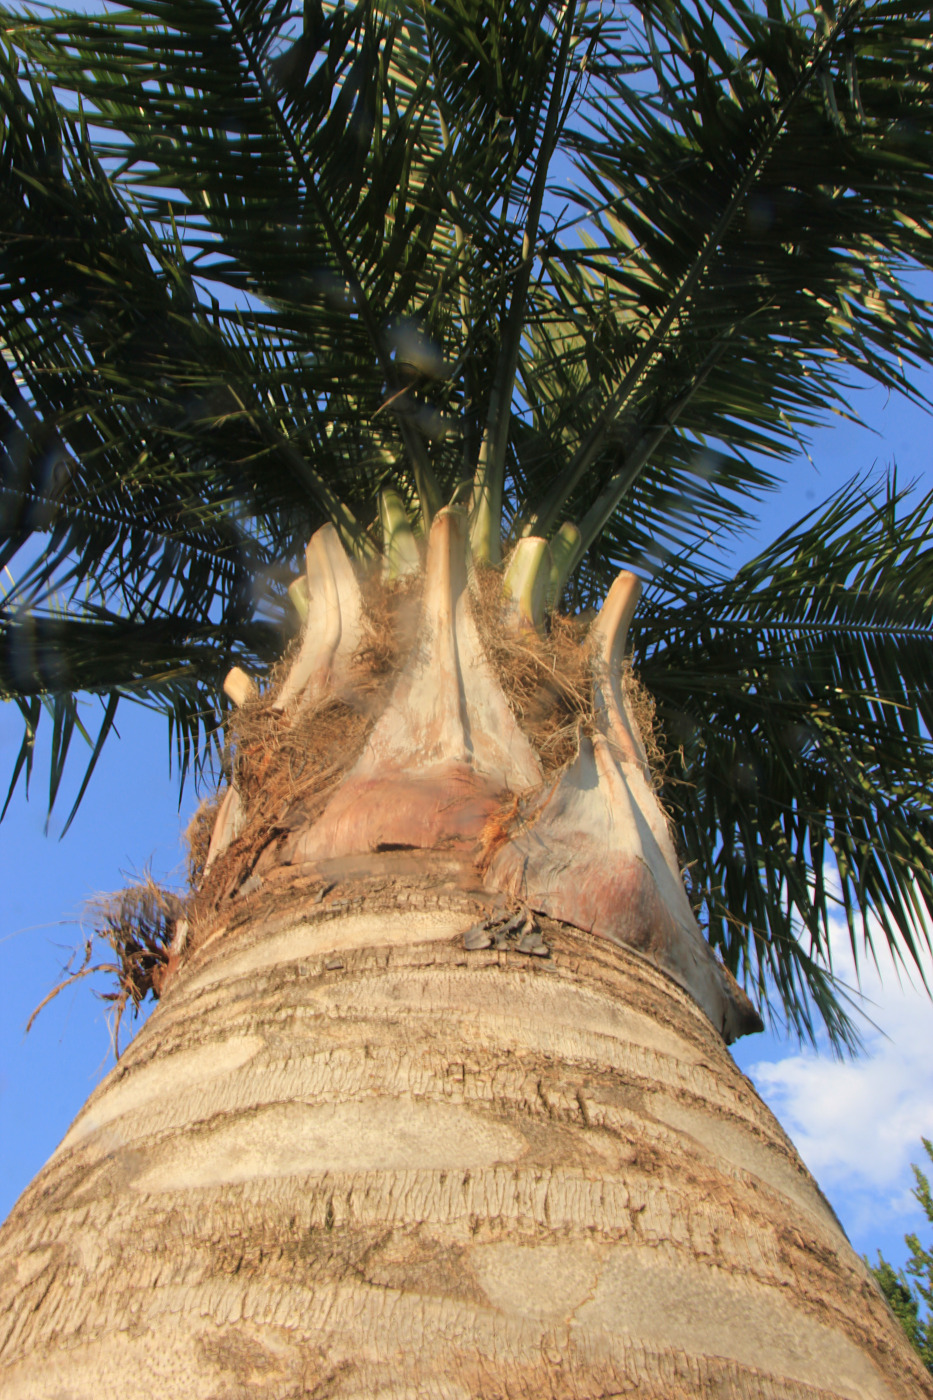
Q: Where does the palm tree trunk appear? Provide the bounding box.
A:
[1,513,929,1397]
[0,882,927,1398]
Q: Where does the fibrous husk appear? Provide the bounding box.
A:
[90,876,183,1009]
[471,562,592,773]
[184,792,222,888]
[470,562,667,785]
[192,573,425,911]
[26,874,186,1057]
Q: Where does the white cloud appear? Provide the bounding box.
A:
[740,913,933,1254]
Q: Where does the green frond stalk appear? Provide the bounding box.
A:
[501,534,551,631]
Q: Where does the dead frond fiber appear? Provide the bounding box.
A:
[91,877,183,1051]
[471,564,669,789]
[27,874,185,1057]
[358,570,423,680]
[477,792,522,872]
[230,693,372,827]
[470,565,593,775]
[194,576,424,913]
[185,792,222,888]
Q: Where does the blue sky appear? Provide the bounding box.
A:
[2,369,932,1275]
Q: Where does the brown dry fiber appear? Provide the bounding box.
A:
[26,875,183,1056]
[470,562,667,781]
[185,795,221,887]
[229,571,424,824]
[189,577,425,916]
[90,874,181,1011]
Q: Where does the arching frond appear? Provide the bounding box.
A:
[638,477,933,1047]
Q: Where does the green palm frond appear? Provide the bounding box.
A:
[519,0,933,585]
[2,0,933,1043]
[638,476,933,1049]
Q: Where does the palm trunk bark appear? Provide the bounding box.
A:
[0,513,929,1397]
[1,879,928,1398]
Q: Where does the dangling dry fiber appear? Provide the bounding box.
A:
[89,876,183,1011]
[470,562,593,773]
[226,690,371,826]
[26,874,185,1056]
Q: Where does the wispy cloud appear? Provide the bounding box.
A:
[738,914,933,1257]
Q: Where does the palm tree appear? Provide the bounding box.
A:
[1,0,933,1391]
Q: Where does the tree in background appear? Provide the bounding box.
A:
[872,1139,933,1374]
[1,0,933,1394]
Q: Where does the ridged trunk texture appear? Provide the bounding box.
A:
[2,513,929,1396]
[0,868,929,1398]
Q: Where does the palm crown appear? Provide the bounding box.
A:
[2,0,933,1047]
